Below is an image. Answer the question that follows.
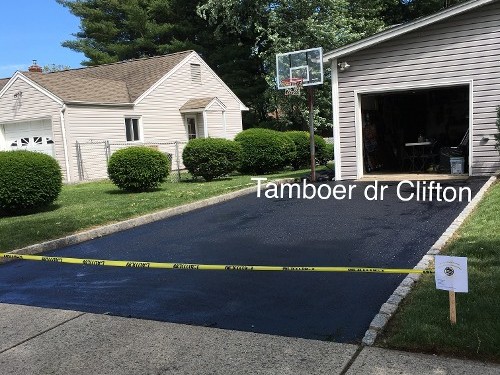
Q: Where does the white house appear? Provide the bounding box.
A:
[0,51,248,182]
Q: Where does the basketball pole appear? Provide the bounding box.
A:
[307,87,316,182]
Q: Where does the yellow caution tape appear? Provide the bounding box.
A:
[0,252,434,274]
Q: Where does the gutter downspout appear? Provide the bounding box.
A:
[59,104,71,183]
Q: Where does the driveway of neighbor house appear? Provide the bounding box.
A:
[0,178,487,343]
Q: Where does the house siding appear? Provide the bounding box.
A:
[336,1,500,179]
[0,77,68,181]
[63,53,245,181]
[64,105,137,181]
[135,53,243,142]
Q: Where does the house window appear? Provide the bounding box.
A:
[186,117,197,140]
[190,64,201,84]
[125,118,141,141]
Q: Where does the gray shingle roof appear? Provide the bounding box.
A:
[0,78,9,91]
[22,51,193,104]
[180,97,216,111]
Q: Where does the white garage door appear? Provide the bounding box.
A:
[3,119,55,157]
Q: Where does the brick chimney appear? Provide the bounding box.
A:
[28,60,42,73]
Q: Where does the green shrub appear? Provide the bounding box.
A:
[107,146,170,192]
[319,143,334,165]
[286,131,329,168]
[286,131,311,170]
[0,151,62,213]
[183,138,241,181]
[314,136,329,165]
[235,128,296,174]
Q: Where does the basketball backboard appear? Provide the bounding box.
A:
[276,47,323,90]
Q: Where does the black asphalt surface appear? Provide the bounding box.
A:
[0,178,487,343]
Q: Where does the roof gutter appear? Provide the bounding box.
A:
[64,101,134,107]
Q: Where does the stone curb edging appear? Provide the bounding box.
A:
[362,174,499,346]
[1,178,296,261]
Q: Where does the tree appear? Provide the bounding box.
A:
[199,0,387,133]
[57,0,212,65]
[42,64,71,73]
[58,0,265,127]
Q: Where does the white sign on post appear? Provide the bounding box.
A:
[434,255,468,293]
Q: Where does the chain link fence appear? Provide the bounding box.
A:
[75,140,188,182]
[324,137,334,146]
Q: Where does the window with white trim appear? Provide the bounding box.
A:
[125,118,141,141]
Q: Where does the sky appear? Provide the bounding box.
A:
[0,1,85,78]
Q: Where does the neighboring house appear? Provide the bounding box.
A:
[0,51,248,182]
[324,0,500,180]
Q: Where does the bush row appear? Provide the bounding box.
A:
[0,129,333,214]
[183,129,334,179]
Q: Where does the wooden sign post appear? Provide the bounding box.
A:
[434,255,468,325]
[449,290,457,324]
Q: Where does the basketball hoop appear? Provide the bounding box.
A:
[281,78,303,96]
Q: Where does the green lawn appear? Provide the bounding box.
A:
[378,181,500,362]
[0,169,312,252]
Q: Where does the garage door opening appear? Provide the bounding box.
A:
[1,119,55,157]
[360,85,469,176]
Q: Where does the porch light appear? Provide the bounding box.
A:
[13,91,22,99]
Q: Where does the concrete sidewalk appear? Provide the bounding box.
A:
[0,303,498,375]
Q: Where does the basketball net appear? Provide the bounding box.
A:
[281,78,303,96]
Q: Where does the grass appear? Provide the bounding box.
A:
[0,169,314,252]
[378,181,500,362]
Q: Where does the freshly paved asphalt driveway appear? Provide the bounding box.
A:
[0,178,487,343]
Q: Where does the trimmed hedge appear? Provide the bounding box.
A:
[107,146,170,192]
[286,131,328,169]
[321,143,334,165]
[314,136,328,165]
[183,138,241,181]
[235,128,296,174]
[0,151,62,212]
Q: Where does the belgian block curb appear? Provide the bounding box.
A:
[1,178,295,261]
[362,173,499,346]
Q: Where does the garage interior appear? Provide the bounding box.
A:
[360,85,470,175]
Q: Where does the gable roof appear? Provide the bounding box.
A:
[179,97,227,113]
[324,0,497,61]
[4,51,194,105]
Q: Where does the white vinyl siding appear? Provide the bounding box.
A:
[64,105,137,181]
[335,1,500,179]
[135,53,243,143]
